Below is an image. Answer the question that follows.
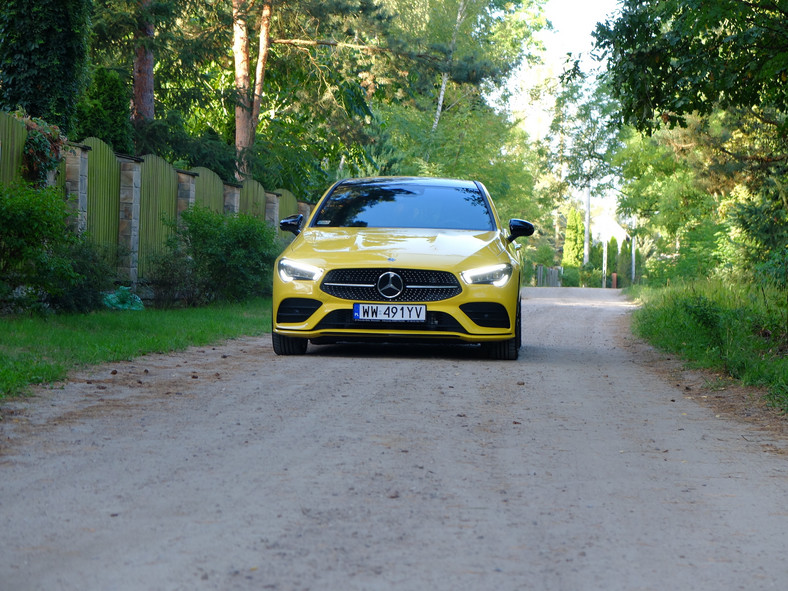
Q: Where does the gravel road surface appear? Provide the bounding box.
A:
[2,287,787,590]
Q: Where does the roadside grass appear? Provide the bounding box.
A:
[0,298,272,399]
[631,280,788,412]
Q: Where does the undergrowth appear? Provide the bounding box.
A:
[632,280,788,412]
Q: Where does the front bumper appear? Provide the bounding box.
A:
[272,283,518,344]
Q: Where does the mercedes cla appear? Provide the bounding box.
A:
[272,177,535,359]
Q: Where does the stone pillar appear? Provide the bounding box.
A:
[64,144,90,233]
[297,201,311,220]
[224,183,241,214]
[118,156,142,284]
[265,191,281,227]
[176,170,196,217]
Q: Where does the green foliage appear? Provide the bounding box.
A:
[0,0,91,133]
[548,80,623,195]
[561,266,580,287]
[599,3,787,285]
[148,208,280,306]
[731,180,788,288]
[561,208,584,268]
[633,280,788,411]
[0,183,71,310]
[533,243,556,267]
[45,238,117,313]
[15,111,69,188]
[134,112,239,182]
[74,67,134,153]
[0,298,273,397]
[595,0,788,134]
[0,183,115,314]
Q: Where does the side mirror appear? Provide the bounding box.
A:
[280,214,304,236]
[508,218,535,242]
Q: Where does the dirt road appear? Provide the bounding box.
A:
[2,287,787,590]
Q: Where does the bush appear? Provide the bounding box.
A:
[562,266,580,287]
[44,237,116,313]
[148,207,280,306]
[0,183,115,314]
[581,266,603,288]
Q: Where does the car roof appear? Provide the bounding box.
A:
[332,176,479,190]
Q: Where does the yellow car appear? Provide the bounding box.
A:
[272,177,535,359]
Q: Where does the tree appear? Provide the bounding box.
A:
[596,1,788,286]
[426,0,546,133]
[230,0,393,178]
[594,0,788,135]
[74,68,135,153]
[561,207,584,268]
[0,0,91,134]
[548,78,622,264]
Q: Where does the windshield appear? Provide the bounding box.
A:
[311,181,496,231]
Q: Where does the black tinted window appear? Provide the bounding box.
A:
[312,182,495,230]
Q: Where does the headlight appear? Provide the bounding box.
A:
[461,263,512,287]
[278,258,324,282]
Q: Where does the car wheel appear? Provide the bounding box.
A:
[272,332,308,355]
[485,297,520,361]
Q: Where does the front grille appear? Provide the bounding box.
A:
[315,310,467,333]
[321,268,461,302]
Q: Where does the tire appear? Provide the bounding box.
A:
[272,332,308,355]
[485,297,521,361]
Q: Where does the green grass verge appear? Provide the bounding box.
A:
[630,280,788,412]
[0,298,272,399]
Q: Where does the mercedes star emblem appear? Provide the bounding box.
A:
[376,271,404,299]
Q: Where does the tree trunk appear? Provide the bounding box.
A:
[431,0,467,133]
[131,0,155,123]
[233,0,253,179]
[253,2,272,128]
[233,0,273,180]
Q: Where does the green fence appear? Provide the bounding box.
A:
[139,155,178,278]
[192,166,225,212]
[83,137,120,260]
[0,111,25,184]
[0,112,307,281]
[241,179,267,218]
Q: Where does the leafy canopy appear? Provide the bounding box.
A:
[594,0,788,134]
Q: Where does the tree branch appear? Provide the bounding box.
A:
[271,38,442,65]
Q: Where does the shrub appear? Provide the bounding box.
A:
[148,208,280,306]
[44,237,116,313]
[562,266,580,287]
[0,183,114,314]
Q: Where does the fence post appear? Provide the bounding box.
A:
[176,170,196,217]
[65,144,90,233]
[297,201,312,221]
[224,183,240,214]
[118,156,142,284]
[265,191,281,227]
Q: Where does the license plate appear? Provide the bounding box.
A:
[353,303,426,322]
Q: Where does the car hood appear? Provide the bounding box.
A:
[284,227,509,270]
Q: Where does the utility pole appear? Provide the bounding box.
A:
[583,184,591,265]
